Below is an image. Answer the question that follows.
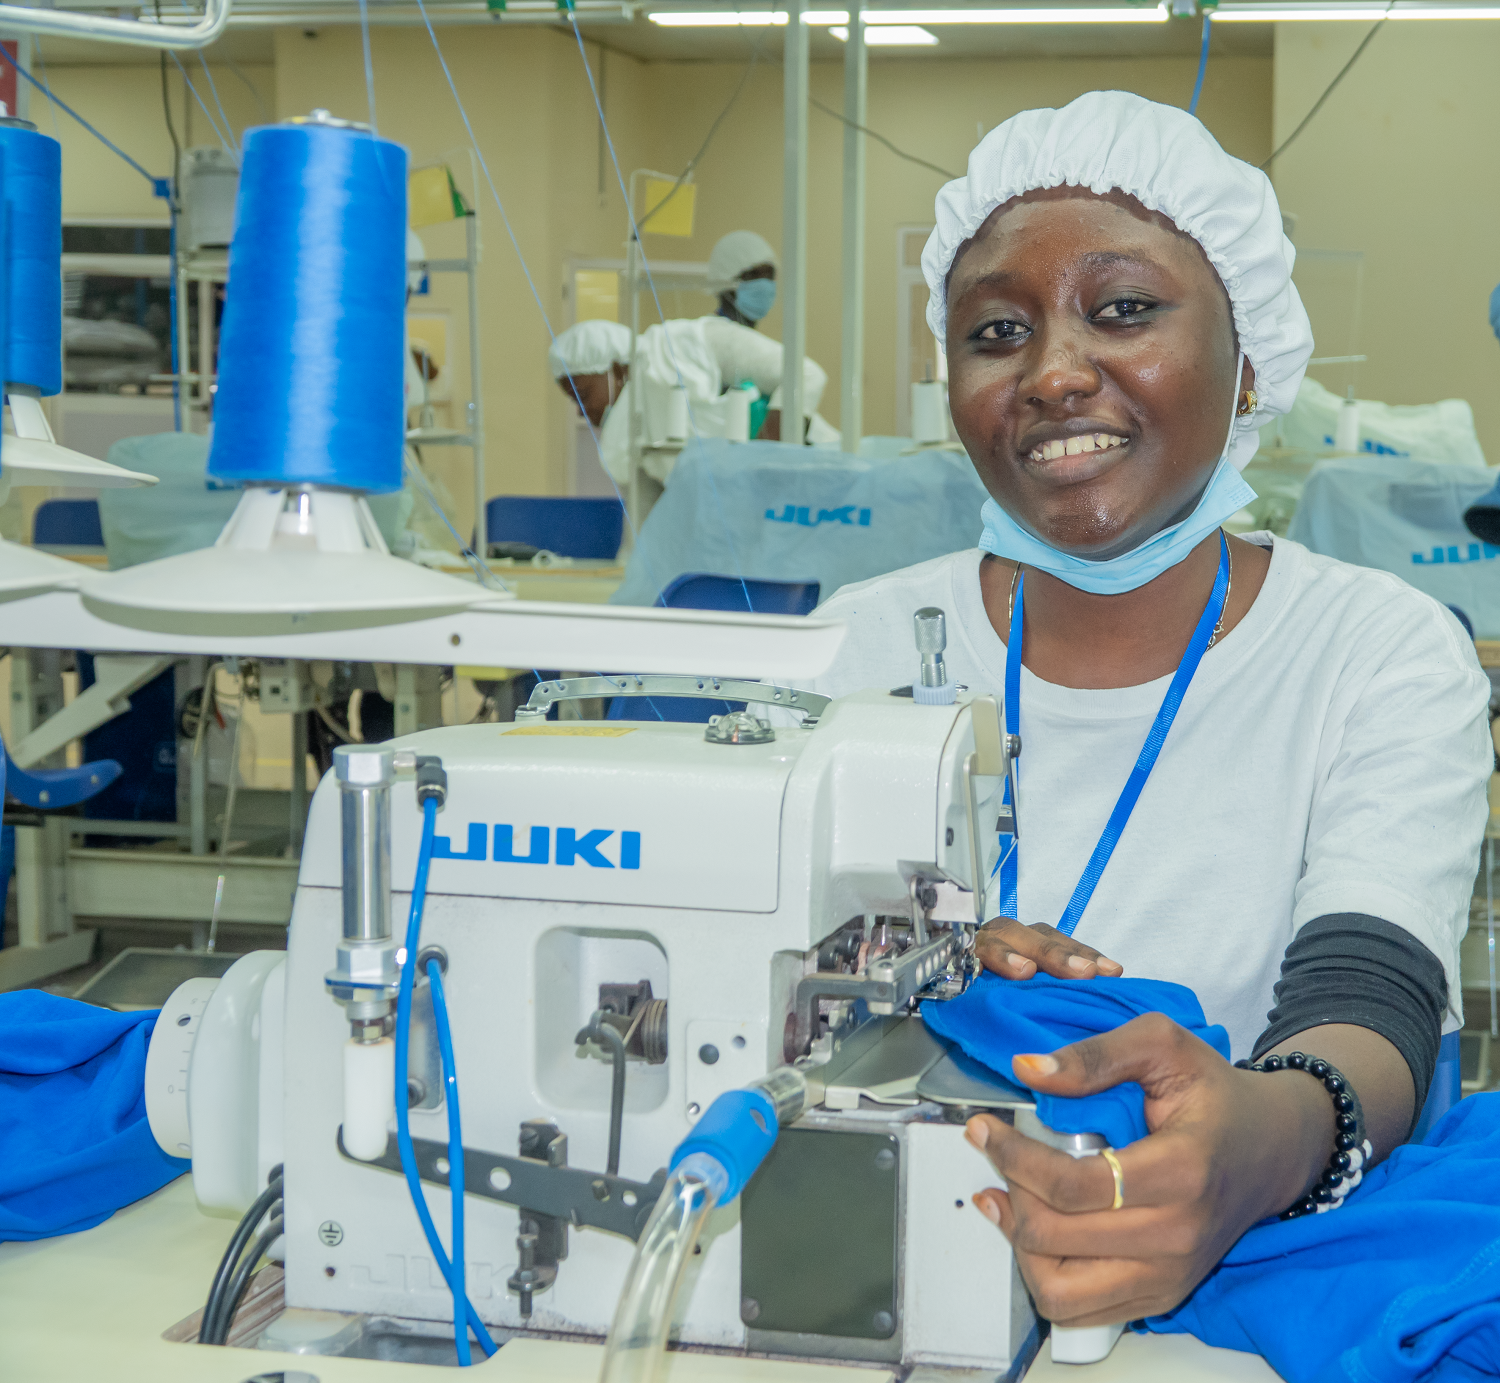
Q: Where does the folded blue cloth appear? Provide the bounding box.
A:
[0,990,188,1241]
[921,972,1230,1148]
[1149,1093,1500,1382]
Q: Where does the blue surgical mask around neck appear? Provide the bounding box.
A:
[733,277,777,323]
[977,352,1254,595]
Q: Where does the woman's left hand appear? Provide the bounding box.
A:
[966,1014,1334,1327]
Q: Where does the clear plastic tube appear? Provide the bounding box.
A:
[598,1153,729,1383]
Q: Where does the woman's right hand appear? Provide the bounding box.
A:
[975,918,1124,980]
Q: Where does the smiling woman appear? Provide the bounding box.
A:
[797,91,1493,1332]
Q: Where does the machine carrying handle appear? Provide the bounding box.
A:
[518,675,831,723]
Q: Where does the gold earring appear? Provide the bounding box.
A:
[1236,389,1258,417]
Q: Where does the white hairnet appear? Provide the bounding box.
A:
[922,91,1313,468]
[548,320,633,380]
[706,230,778,293]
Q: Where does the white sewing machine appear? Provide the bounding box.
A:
[145,619,1121,1374]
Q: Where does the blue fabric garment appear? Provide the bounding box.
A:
[921,973,1230,1149]
[1489,282,1500,343]
[610,438,991,608]
[977,457,1256,595]
[0,990,188,1241]
[1147,1093,1500,1383]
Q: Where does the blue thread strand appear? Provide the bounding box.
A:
[169,54,237,164]
[1188,15,1211,116]
[0,47,155,185]
[411,0,660,591]
[208,124,406,492]
[0,126,62,394]
[567,13,755,610]
[358,0,379,134]
[195,52,241,160]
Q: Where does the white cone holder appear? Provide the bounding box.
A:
[3,393,158,488]
[0,533,89,600]
[82,485,498,635]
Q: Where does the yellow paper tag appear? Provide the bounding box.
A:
[640,178,696,238]
[409,164,459,228]
[504,725,636,737]
[573,269,620,323]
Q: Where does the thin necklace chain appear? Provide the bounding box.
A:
[1002,529,1234,650]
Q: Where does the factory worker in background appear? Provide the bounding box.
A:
[549,309,836,490]
[796,92,1490,1329]
[698,229,839,447]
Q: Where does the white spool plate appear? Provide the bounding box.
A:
[79,485,492,635]
[1,435,158,489]
[0,537,87,599]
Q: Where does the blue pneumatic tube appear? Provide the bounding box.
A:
[207,120,407,493]
[0,125,61,395]
[393,796,496,1363]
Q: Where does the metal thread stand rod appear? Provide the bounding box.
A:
[780,0,809,445]
[839,8,866,455]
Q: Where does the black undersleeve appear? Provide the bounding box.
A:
[1253,912,1446,1129]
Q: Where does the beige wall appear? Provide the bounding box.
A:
[1272,22,1500,462]
[641,53,1271,447]
[46,38,1271,528]
[45,61,271,219]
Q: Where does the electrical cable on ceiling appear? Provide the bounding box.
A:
[1260,8,1389,169]
[1188,13,1210,117]
[0,46,158,186]
[641,32,766,226]
[809,97,958,180]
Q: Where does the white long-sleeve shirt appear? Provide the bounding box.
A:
[597,316,835,482]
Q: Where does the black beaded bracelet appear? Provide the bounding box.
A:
[1232,1051,1374,1219]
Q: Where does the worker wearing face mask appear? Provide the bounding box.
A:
[696,229,838,447]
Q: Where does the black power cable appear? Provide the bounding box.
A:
[810,96,959,181]
[1260,10,1389,170]
[198,1166,282,1345]
[577,1012,626,1176]
[206,1214,285,1345]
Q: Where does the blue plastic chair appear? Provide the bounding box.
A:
[608,574,820,723]
[0,729,122,923]
[485,496,625,560]
[32,498,104,548]
[1410,1030,1463,1142]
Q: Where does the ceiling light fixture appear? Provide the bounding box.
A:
[831,21,941,37]
[649,4,1168,23]
[1211,1,1500,17]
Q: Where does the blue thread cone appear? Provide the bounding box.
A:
[208,122,407,493]
[0,125,60,396]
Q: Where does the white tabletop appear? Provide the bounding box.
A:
[0,1177,1280,1383]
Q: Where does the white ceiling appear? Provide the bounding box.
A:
[33,10,1271,64]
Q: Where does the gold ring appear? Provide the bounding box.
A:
[1100,1147,1125,1211]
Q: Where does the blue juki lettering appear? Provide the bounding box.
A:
[1412,547,1445,565]
[494,825,549,864]
[432,823,486,861]
[859,508,871,526]
[620,831,641,870]
[556,828,614,868]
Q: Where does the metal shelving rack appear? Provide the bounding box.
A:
[406,211,487,557]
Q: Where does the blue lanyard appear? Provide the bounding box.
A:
[996,529,1231,937]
